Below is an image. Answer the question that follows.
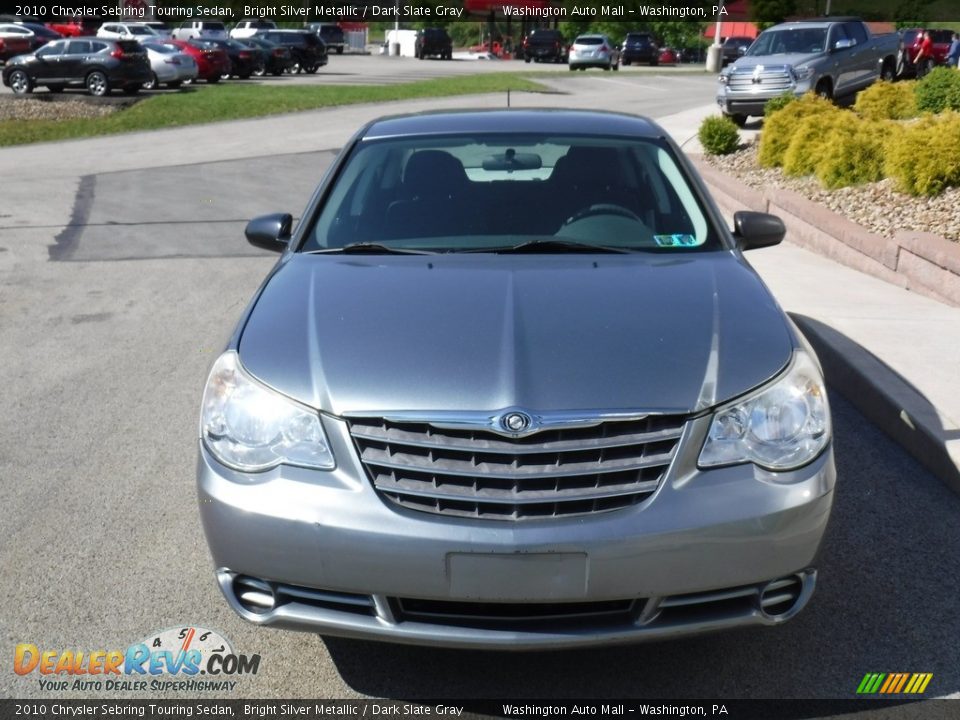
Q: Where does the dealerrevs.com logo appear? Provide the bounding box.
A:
[14,626,260,692]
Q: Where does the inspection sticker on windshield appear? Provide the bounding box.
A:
[654,234,699,247]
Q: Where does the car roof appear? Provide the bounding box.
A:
[362,110,664,141]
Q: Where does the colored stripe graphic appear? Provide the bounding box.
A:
[857,673,933,694]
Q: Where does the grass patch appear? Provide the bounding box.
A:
[0,73,546,147]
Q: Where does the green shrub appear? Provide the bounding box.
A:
[914,67,960,114]
[814,120,890,189]
[698,115,741,155]
[764,93,796,116]
[854,80,918,120]
[782,112,847,177]
[885,111,960,196]
[758,93,839,168]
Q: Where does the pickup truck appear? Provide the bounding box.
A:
[171,20,227,42]
[716,18,899,126]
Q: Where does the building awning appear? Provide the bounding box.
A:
[704,21,759,40]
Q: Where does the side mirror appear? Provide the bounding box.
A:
[832,38,855,51]
[733,211,785,251]
[245,213,292,252]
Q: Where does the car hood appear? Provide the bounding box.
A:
[238,253,794,416]
[728,54,815,71]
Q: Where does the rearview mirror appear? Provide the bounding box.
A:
[245,213,292,252]
[733,211,785,251]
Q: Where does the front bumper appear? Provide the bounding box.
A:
[198,414,835,649]
[716,78,813,117]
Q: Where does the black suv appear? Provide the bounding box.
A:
[309,23,345,55]
[621,32,659,66]
[415,28,452,60]
[521,28,566,63]
[721,36,753,66]
[258,30,327,73]
[2,37,150,96]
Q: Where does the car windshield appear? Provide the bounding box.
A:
[302,133,718,253]
[747,28,826,55]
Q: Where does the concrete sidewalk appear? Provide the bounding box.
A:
[672,101,960,493]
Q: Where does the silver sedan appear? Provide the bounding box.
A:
[141,41,197,89]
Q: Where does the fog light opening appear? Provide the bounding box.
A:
[233,575,276,614]
[759,575,803,619]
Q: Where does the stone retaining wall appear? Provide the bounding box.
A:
[692,157,960,307]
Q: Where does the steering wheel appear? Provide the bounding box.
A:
[564,203,643,225]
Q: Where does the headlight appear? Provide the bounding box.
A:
[200,351,335,472]
[699,352,830,472]
[792,65,814,81]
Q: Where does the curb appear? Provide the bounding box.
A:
[690,154,960,496]
[791,315,960,496]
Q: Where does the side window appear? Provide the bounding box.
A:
[91,42,107,53]
[37,43,64,57]
[845,22,867,45]
[829,24,849,49]
[66,40,91,55]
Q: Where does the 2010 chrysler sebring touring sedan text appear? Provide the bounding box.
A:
[198,110,835,650]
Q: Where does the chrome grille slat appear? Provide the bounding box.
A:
[348,415,685,520]
[373,475,661,503]
[359,449,675,479]
[349,423,684,453]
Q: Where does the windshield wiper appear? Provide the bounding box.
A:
[466,239,635,254]
[307,243,437,255]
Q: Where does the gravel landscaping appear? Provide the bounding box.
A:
[705,144,960,243]
[0,95,138,121]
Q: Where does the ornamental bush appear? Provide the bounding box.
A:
[884,111,960,196]
[814,120,890,189]
[914,67,960,114]
[781,111,848,177]
[763,92,796,116]
[758,93,839,168]
[698,115,741,155]
[854,80,918,120]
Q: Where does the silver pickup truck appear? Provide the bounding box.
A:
[716,18,899,126]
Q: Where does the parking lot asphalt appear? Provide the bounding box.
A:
[2,64,959,702]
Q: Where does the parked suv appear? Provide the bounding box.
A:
[721,36,753,66]
[521,28,566,63]
[258,30,327,74]
[414,27,452,60]
[2,37,150,95]
[309,23,345,55]
[621,31,659,65]
[569,33,619,71]
[172,21,227,42]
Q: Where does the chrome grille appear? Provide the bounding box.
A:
[727,65,793,92]
[348,415,685,520]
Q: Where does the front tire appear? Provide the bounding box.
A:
[86,70,109,97]
[143,72,159,91]
[815,79,833,100]
[729,113,748,128]
[304,64,318,74]
[9,69,34,95]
